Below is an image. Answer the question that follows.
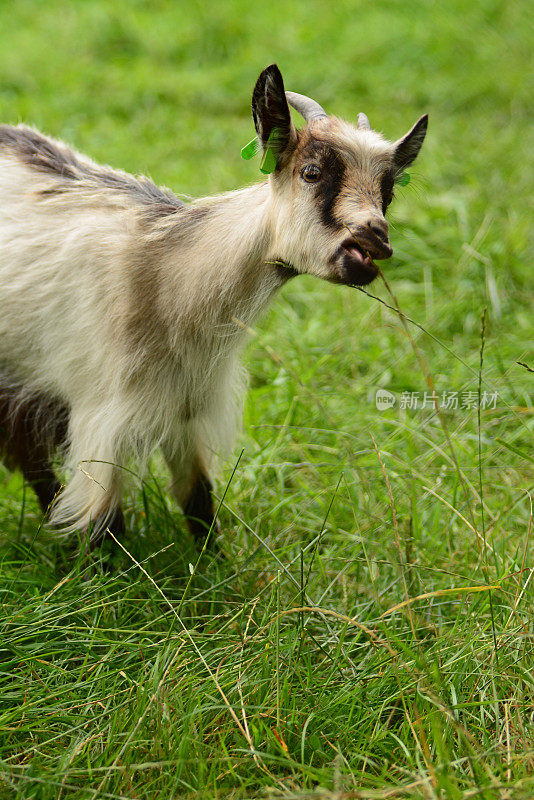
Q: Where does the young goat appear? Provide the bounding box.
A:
[0,64,427,547]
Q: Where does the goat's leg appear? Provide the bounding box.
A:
[183,471,217,545]
[22,461,61,515]
[163,444,217,548]
[50,405,125,549]
[88,506,126,550]
[0,395,64,516]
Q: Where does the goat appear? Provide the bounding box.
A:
[0,64,427,548]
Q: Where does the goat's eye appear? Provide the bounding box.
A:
[301,164,322,183]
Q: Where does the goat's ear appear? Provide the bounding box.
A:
[393,114,428,171]
[252,64,296,164]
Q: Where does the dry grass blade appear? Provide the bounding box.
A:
[379,585,499,619]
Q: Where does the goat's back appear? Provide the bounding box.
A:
[0,125,184,399]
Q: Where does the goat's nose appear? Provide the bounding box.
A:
[362,218,392,259]
[368,220,388,241]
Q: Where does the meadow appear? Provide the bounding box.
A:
[0,1,532,797]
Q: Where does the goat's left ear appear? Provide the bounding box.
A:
[393,114,428,171]
[252,64,296,165]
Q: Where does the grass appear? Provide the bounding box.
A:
[0,0,532,797]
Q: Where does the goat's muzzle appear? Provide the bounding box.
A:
[331,240,378,286]
[351,218,393,261]
[330,218,392,286]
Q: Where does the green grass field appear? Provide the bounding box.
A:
[0,1,532,798]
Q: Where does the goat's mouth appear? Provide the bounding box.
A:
[332,238,379,286]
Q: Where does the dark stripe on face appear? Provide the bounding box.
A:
[316,147,346,229]
[380,168,395,216]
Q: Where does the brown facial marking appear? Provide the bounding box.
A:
[294,131,347,230]
[380,168,396,216]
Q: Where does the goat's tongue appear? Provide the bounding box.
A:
[346,245,364,263]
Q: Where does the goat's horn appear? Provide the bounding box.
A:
[286,91,327,121]
[357,113,371,130]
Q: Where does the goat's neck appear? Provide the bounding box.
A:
[164,182,287,337]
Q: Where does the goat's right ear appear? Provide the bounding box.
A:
[252,64,296,165]
[393,114,429,171]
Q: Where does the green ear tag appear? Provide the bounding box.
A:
[259,146,277,174]
[241,137,258,160]
[242,128,279,173]
[397,172,411,186]
[259,127,281,174]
